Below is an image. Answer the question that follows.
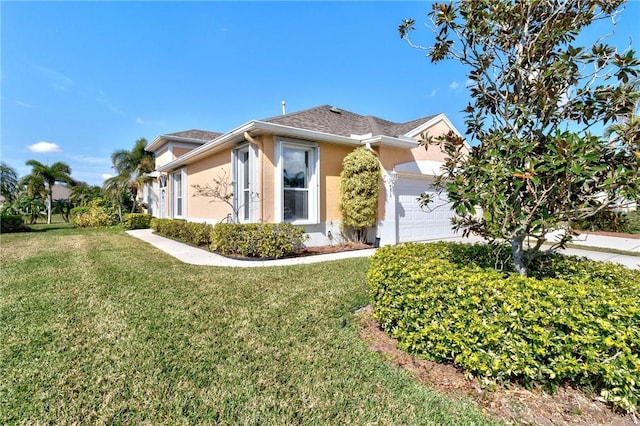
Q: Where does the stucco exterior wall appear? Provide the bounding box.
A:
[260,135,276,223]
[155,147,172,168]
[185,149,233,221]
[319,144,354,223]
[173,147,193,158]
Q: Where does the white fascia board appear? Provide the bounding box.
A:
[252,121,362,146]
[362,135,420,149]
[146,135,208,153]
[405,113,472,150]
[157,120,366,173]
[157,122,255,172]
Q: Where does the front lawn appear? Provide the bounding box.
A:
[0,227,494,425]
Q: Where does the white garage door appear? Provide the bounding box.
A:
[396,177,457,243]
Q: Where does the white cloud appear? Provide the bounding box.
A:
[136,117,147,125]
[428,88,439,97]
[101,173,114,180]
[449,81,460,90]
[28,141,62,153]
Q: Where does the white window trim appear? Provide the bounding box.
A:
[171,168,186,219]
[232,143,260,223]
[274,137,319,225]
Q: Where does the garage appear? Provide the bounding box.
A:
[395,176,457,243]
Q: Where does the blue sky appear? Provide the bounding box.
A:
[2,1,639,186]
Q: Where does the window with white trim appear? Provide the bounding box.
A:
[171,169,185,218]
[275,139,318,224]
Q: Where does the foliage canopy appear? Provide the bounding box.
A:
[400,0,640,275]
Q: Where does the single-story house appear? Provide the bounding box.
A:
[143,104,465,246]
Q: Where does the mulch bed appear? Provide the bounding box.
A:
[354,306,637,426]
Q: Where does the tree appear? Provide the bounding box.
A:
[400,1,640,275]
[0,162,19,203]
[339,147,380,243]
[69,182,103,207]
[605,80,640,166]
[110,138,155,213]
[102,175,127,222]
[24,160,73,224]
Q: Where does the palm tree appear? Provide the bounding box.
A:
[0,162,19,203]
[111,138,155,213]
[69,182,103,207]
[103,175,127,222]
[24,160,73,224]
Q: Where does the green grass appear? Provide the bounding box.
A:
[0,227,496,425]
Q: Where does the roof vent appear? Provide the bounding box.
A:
[329,106,342,114]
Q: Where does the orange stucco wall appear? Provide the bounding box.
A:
[320,144,355,222]
[185,149,233,220]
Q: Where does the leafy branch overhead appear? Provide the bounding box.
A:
[400,0,640,276]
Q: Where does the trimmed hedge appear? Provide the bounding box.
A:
[150,218,213,247]
[0,214,28,233]
[210,223,308,259]
[368,242,640,414]
[122,213,152,230]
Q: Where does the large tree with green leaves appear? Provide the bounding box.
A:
[110,137,155,213]
[400,0,640,275]
[0,162,19,203]
[24,160,73,224]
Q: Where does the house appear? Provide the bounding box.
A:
[143,105,465,246]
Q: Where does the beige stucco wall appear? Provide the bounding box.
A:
[259,135,276,223]
[155,147,173,168]
[173,147,193,158]
[185,149,233,220]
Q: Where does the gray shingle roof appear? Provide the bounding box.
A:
[166,129,223,141]
[262,105,436,138]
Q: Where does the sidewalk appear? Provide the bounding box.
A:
[126,229,639,269]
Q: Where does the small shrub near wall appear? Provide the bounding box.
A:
[72,207,113,228]
[150,218,213,248]
[368,242,640,415]
[210,223,308,259]
[122,213,152,230]
[0,214,28,233]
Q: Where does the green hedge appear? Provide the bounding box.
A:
[150,218,213,247]
[368,242,640,414]
[122,213,152,230]
[72,207,113,228]
[0,214,28,233]
[210,223,308,259]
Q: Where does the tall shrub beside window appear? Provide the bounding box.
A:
[339,147,380,242]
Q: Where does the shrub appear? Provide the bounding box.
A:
[339,147,380,243]
[368,242,640,414]
[150,218,212,247]
[0,214,28,233]
[72,207,112,228]
[211,223,308,259]
[70,206,90,218]
[122,213,152,230]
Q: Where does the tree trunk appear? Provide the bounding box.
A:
[511,234,527,276]
[47,192,53,225]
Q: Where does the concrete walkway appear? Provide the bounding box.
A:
[126,229,639,269]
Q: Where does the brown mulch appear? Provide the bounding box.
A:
[354,305,637,426]
[294,242,372,256]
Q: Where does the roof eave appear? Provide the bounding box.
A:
[363,135,420,149]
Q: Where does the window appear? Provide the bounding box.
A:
[275,139,318,224]
[172,169,184,218]
[233,144,258,222]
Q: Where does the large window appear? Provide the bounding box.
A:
[233,144,258,223]
[276,139,318,224]
[172,169,184,218]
